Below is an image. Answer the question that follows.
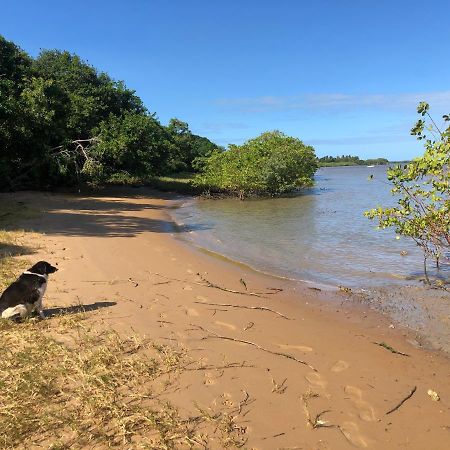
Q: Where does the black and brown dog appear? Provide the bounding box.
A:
[0,261,58,320]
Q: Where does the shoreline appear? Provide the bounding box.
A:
[170,194,450,355]
[3,188,450,448]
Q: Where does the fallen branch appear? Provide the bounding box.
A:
[374,341,410,357]
[194,301,291,320]
[386,386,417,415]
[196,273,266,298]
[191,324,317,371]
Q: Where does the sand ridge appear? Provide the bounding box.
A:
[12,188,450,449]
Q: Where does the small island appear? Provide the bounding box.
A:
[318,155,389,167]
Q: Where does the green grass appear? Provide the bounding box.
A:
[104,172,201,195]
[148,173,201,195]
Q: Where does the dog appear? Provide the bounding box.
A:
[0,261,58,320]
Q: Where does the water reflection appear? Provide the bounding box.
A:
[172,166,449,287]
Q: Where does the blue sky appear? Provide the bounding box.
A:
[1,0,449,160]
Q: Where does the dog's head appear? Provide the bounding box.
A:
[29,261,58,276]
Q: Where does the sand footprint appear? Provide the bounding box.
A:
[185,308,199,317]
[331,360,350,373]
[196,295,209,302]
[305,372,328,390]
[344,385,377,422]
[204,373,215,386]
[221,393,235,407]
[214,321,237,331]
[278,343,313,352]
[339,421,369,448]
[183,285,193,291]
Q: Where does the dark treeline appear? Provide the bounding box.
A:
[318,155,389,167]
[0,35,221,190]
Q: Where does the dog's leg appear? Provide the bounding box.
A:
[34,293,46,319]
[1,304,28,320]
[34,303,46,320]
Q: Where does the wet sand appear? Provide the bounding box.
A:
[6,188,450,449]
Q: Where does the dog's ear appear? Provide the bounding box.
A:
[29,261,47,275]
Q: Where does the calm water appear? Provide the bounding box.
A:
[172,166,446,288]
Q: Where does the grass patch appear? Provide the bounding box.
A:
[103,172,201,195]
[0,315,194,448]
[0,313,248,448]
[148,173,201,195]
[0,197,38,292]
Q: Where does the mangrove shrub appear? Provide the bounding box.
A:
[194,131,318,198]
[365,103,450,281]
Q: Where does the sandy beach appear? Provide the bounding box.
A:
[4,188,450,449]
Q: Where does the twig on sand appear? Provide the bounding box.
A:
[374,341,410,357]
[236,390,251,415]
[386,386,417,415]
[261,432,286,440]
[265,287,284,294]
[301,392,334,429]
[196,273,267,298]
[271,377,288,394]
[194,301,291,320]
[191,324,317,371]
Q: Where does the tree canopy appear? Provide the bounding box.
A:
[0,35,220,190]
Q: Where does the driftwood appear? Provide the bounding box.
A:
[386,386,417,415]
[196,273,267,298]
[194,301,291,320]
[191,324,316,371]
[374,341,410,357]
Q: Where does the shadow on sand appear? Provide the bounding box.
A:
[45,301,117,318]
[3,187,211,238]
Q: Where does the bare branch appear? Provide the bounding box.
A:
[191,324,317,371]
[194,301,291,320]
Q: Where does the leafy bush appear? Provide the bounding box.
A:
[365,103,450,282]
[194,131,318,198]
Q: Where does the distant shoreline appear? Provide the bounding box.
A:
[318,161,410,167]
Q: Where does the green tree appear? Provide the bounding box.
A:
[33,50,145,140]
[166,118,221,172]
[89,112,172,181]
[0,35,221,190]
[194,131,317,198]
[365,103,450,282]
[0,36,35,187]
